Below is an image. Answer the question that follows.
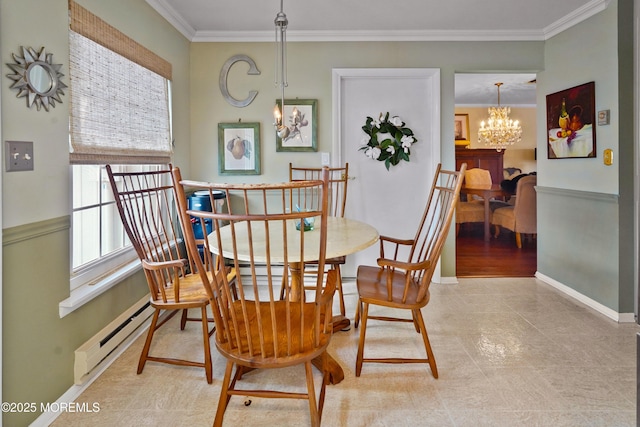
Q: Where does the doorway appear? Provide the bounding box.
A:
[454,73,538,277]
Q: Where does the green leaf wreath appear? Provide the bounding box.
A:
[359,112,417,170]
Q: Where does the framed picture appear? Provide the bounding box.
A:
[546,82,596,159]
[275,99,317,152]
[218,122,261,175]
[454,113,470,146]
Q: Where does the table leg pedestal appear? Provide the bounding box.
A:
[332,315,350,332]
[312,352,344,385]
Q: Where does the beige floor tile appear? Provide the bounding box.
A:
[51,278,639,426]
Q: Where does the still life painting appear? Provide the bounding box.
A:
[546,82,596,159]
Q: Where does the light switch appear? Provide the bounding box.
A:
[5,141,34,172]
[321,152,330,166]
[603,149,613,166]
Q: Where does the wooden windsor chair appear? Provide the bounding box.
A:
[354,163,466,378]
[284,163,349,321]
[106,165,234,383]
[173,167,336,427]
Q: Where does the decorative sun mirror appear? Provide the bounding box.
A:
[6,46,67,112]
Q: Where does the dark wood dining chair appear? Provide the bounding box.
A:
[354,163,466,378]
[106,165,234,384]
[173,167,336,427]
[286,163,349,318]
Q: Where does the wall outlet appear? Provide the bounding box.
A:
[321,152,330,166]
[6,141,34,172]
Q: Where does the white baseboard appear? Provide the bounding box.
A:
[535,271,635,323]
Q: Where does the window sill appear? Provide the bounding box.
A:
[59,260,141,318]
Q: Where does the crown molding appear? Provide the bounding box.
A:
[192,29,547,43]
[543,0,612,39]
[148,0,611,43]
[145,0,196,41]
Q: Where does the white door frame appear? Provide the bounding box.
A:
[331,68,441,167]
[331,67,442,281]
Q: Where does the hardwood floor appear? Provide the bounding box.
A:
[456,223,537,277]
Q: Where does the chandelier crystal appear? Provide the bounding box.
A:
[273,0,289,139]
[478,83,522,151]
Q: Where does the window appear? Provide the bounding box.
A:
[71,164,164,291]
[65,1,173,306]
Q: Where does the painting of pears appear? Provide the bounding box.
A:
[226,135,252,160]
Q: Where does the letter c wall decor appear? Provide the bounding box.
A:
[219,54,260,108]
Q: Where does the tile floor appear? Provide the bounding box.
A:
[52,277,638,426]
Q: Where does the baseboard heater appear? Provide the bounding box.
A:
[74,295,155,385]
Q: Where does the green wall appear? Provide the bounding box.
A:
[2,219,149,426]
[0,0,191,424]
[537,1,634,313]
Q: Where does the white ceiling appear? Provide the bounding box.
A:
[455,73,537,107]
[145,0,609,106]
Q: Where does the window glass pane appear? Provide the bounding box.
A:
[101,166,116,204]
[72,165,100,209]
[101,203,125,255]
[72,207,100,268]
[72,164,163,274]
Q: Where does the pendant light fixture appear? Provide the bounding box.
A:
[478,82,522,151]
[273,0,289,139]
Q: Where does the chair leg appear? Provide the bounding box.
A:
[305,360,320,427]
[414,309,438,379]
[334,265,346,317]
[213,361,234,427]
[316,352,329,421]
[354,298,362,328]
[200,305,213,384]
[515,232,522,248]
[180,309,188,330]
[138,308,160,375]
[410,310,420,333]
[355,302,369,377]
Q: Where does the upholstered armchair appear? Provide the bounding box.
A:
[492,175,537,248]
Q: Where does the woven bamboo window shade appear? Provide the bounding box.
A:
[69,0,173,164]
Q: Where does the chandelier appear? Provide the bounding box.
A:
[478,83,522,151]
[273,0,289,139]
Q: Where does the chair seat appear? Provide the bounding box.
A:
[492,205,515,230]
[217,300,330,368]
[151,267,235,308]
[356,265,427,309]
[456,201,485,223]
